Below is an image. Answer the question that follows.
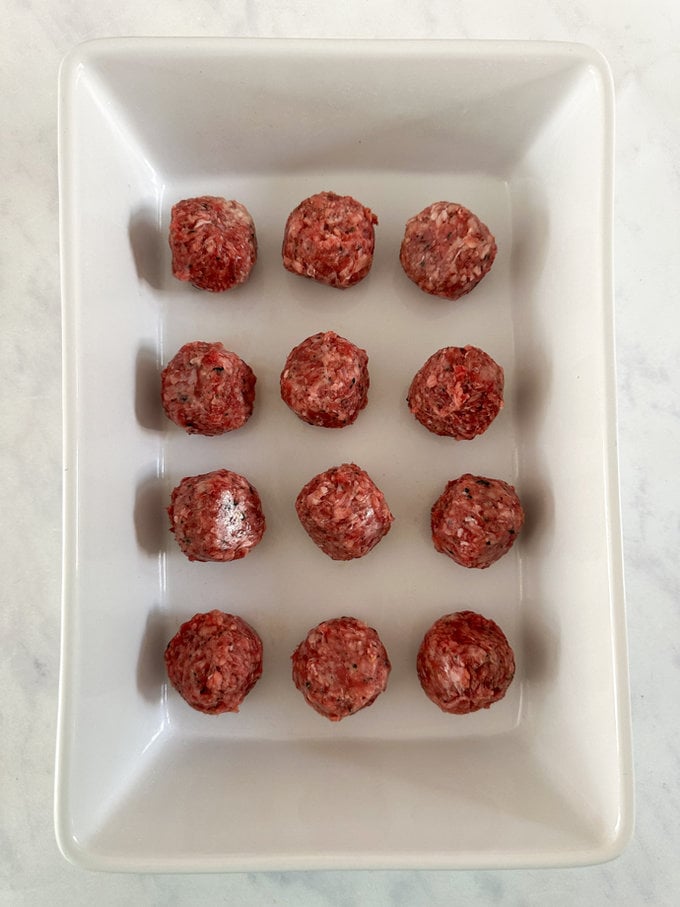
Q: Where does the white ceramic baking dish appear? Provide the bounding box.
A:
[56,37,631,871]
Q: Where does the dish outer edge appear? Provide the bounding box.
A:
[54,43,81,868]
[57,34,616,66]
[594,44,635,859]
[53,36,633,871]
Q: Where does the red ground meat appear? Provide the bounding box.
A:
[431,474,524,569]
[165,610,263,714]
[280,331,369,428]
[282,191,378,289]
[295,463,394,561]
[161,341,256,436]
[292,616,391,721]
[169,196,257,292]
[417,611,515,714]
[168,469,266,562]
[399,202,497,300]
[407,345,504,439]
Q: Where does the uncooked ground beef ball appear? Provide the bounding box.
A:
[400,201,497,300]
[169,196,257,292]
[431,474,524,569]
[292,616,391,721]
[280,331,369,428]
[407,345,504,439]
[282,191,378,289]
[165,610,263,714]
[161,341,256,436]
[168,469,266,562]
[295,463,394,561]
[417,611,515,714]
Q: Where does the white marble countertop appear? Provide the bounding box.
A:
[3,1,679,903]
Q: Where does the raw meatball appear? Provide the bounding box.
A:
[165,610,263,714]
[161,341,256,436]
[407,345,504,439]
[295,463,393,560]
[431,474,524,569]
[168,469,266,562]
[292,616,391,721]
[280,331,369,428]
[400,201,497,300]
[417,611,515,714]
[282,191,378,289]
[169,196,257,292]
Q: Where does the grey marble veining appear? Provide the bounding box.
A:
[2,1,679,904]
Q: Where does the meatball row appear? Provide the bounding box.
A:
[170,193,496,298]
[161,337,505,441]
[165,610,515,721]
[167,466,523,567]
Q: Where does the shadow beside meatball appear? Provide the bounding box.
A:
[129,206,165,290]
[134,469,168,556]
[516,463,555,550]
[135,343,164,431]
[136,604,170,703]
[519,606,561,686]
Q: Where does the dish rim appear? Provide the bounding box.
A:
[55,35,632,872]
